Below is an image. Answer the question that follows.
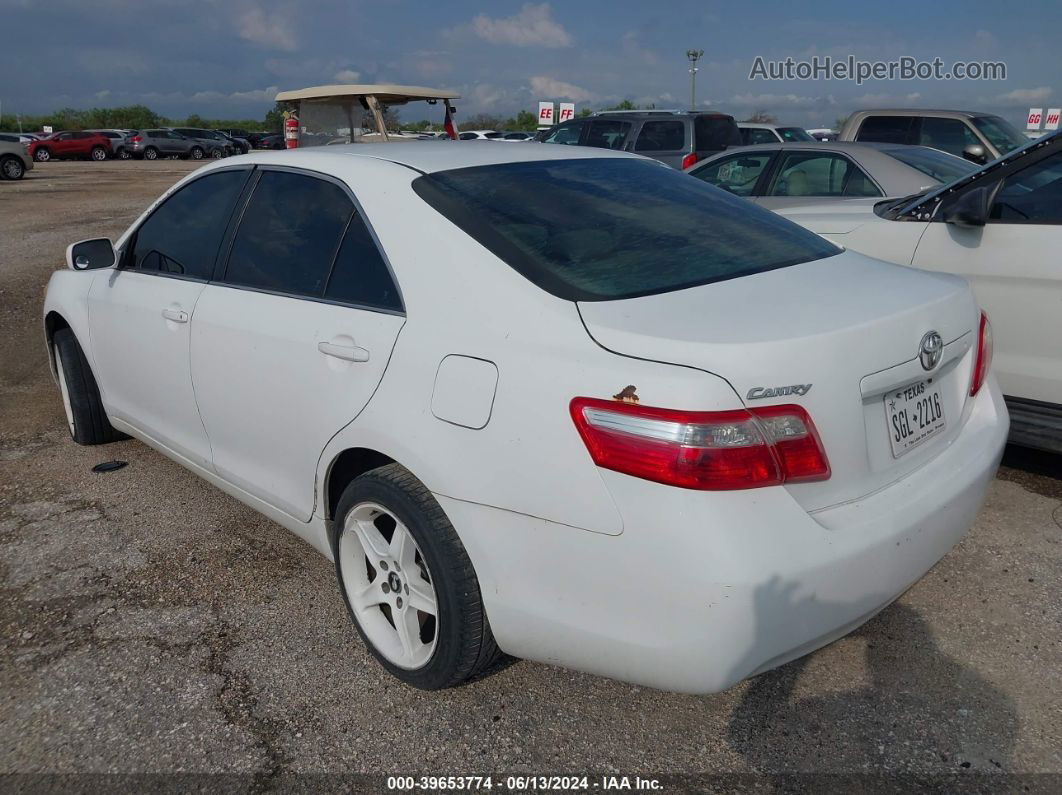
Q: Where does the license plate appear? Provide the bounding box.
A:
[885,380,946,458]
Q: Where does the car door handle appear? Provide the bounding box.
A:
[161,308,189,323]
[318,341,370,362]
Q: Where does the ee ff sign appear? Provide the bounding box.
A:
[558,102,575,122]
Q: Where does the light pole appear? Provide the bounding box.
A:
[686,49,704,111]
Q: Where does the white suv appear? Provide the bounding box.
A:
[44,143,1005,692]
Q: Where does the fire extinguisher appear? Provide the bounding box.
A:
[284,112,299,149]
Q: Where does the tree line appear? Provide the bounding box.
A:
[0,104,283,134]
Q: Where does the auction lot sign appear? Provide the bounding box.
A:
[538,101,555,128]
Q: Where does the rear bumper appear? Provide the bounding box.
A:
[441,381,1008,693]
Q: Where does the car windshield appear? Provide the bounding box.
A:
[778,127,814,142]
[884,145,976,183]
[972,115,1027,154]
[413,158,840,301]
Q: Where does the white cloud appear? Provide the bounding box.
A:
[529,76,595,102]
[333,69,361,82]
[993,86,1052,105]
[471,4,571,48]
[728,93,834,109]
[237,7,297,51]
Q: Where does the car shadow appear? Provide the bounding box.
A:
[725,591,1018,778]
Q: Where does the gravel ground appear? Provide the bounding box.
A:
[1,161,1060,790]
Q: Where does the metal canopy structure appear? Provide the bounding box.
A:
[274,84,460,144]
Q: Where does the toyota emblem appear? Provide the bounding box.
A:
[919,331,943,371]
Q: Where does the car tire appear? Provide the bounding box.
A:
[90,146,107,161]
[1,155,25,180]
[34,148,51,162]
[211,148,225,159]
[189,146,204,160]
[143,147,159,161]
[52,328,129,446]
[117,148,131,160]
[334,463,504,689]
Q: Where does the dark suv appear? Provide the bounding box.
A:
[536,111,741,169]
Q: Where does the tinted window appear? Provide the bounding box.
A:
[856,116,915,145]
[543,122,584,145]
[413,159,839,301]
[884,146,975,183]
[768,152,881,197]
[743,128,779,145]
[0,134,17,142]
[225,171,352,296]
[917,117,979,157]
[459,132,478,140]
[325,215,402,310]
[129,169,249,279]
[777,127,815,142]
[990,150,1062,223]
[694,116,741,151]
[586,120,630,150]
[689,152,773,196]
[635,121,686,151]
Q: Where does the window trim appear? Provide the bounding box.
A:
[215,164,406,316]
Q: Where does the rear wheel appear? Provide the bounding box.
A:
[1,155,25,180]
[52,328,128,445]
[90,146,107,161]
[334,464,503,689]
[34,148,51,162]
[143,147,159,161]
[210,148,225,159]
[117,148,131,160]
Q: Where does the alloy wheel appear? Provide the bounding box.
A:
[340,502,439,669]
[2,158,24,179]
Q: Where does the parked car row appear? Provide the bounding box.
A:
[7,127,272,165]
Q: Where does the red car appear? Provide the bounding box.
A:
[28,131,113,162]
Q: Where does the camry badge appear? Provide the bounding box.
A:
[746,384,812,400]
[919,331,943,371]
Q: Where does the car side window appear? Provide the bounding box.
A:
[990,151,1062,224]
[767,152,881,198]
[856,116,916,145]
[585,120,631,150]
[324,214,402,311]
[689,153,773,196]
[543,121,584,145]
[459,132,478,140]
[634,121,686,151]
[747,129,779,145]
[918,118,979,158]
[128,169,249,279]
[224,170,353,297]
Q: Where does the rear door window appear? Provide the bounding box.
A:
[766,152,881,197]
[635,121,686,152]
[585,120,631,150]
[224,170,353,297]
[855,115,916,145]
[689,152,774,196]
[128,169,250,279]
[542,121,585,145]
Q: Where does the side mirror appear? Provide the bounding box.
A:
[66,238,116,271]
[941,187,989,228]
[962,144,988,165]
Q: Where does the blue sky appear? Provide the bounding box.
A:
[2,0,1059,127]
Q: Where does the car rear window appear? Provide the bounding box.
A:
[412,158,840,301]
[694,116,741,152]
[777,127,814,142]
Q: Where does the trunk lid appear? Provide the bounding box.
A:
[577,250,980,512]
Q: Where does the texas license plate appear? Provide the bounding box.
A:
[886,380,946,458]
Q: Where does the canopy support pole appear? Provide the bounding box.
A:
[365,95,389,142]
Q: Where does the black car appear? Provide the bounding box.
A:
[254,134,286,150]
[536,110,742,170]
[219,128,268,148]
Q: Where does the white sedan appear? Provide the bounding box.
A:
[44,143,1006,693]
[772,132,1062,452]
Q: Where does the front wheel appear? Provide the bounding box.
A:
[210,148,225,159]
[1,155,25,180]
[34,148,51,162]
[143,147,159,160]
[189,146,204,160]
[90,146,107,161]
[117,148,132,160]
[53,328,128,445]
[334,464,503,689]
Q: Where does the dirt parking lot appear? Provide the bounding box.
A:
[1,161,1061,789]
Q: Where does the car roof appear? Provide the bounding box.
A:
[223,141,638,174]
[851,109,990,118]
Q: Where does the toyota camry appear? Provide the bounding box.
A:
[43,143,1007,693]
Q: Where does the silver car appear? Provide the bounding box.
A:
[687,141,976,211]
[126,129,222,161]
[0,135,33,180]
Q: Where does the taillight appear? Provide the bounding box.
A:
[681,152,699,170]
[969,311,993,396]
[129,135,141,143]
[569,398,830,491]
